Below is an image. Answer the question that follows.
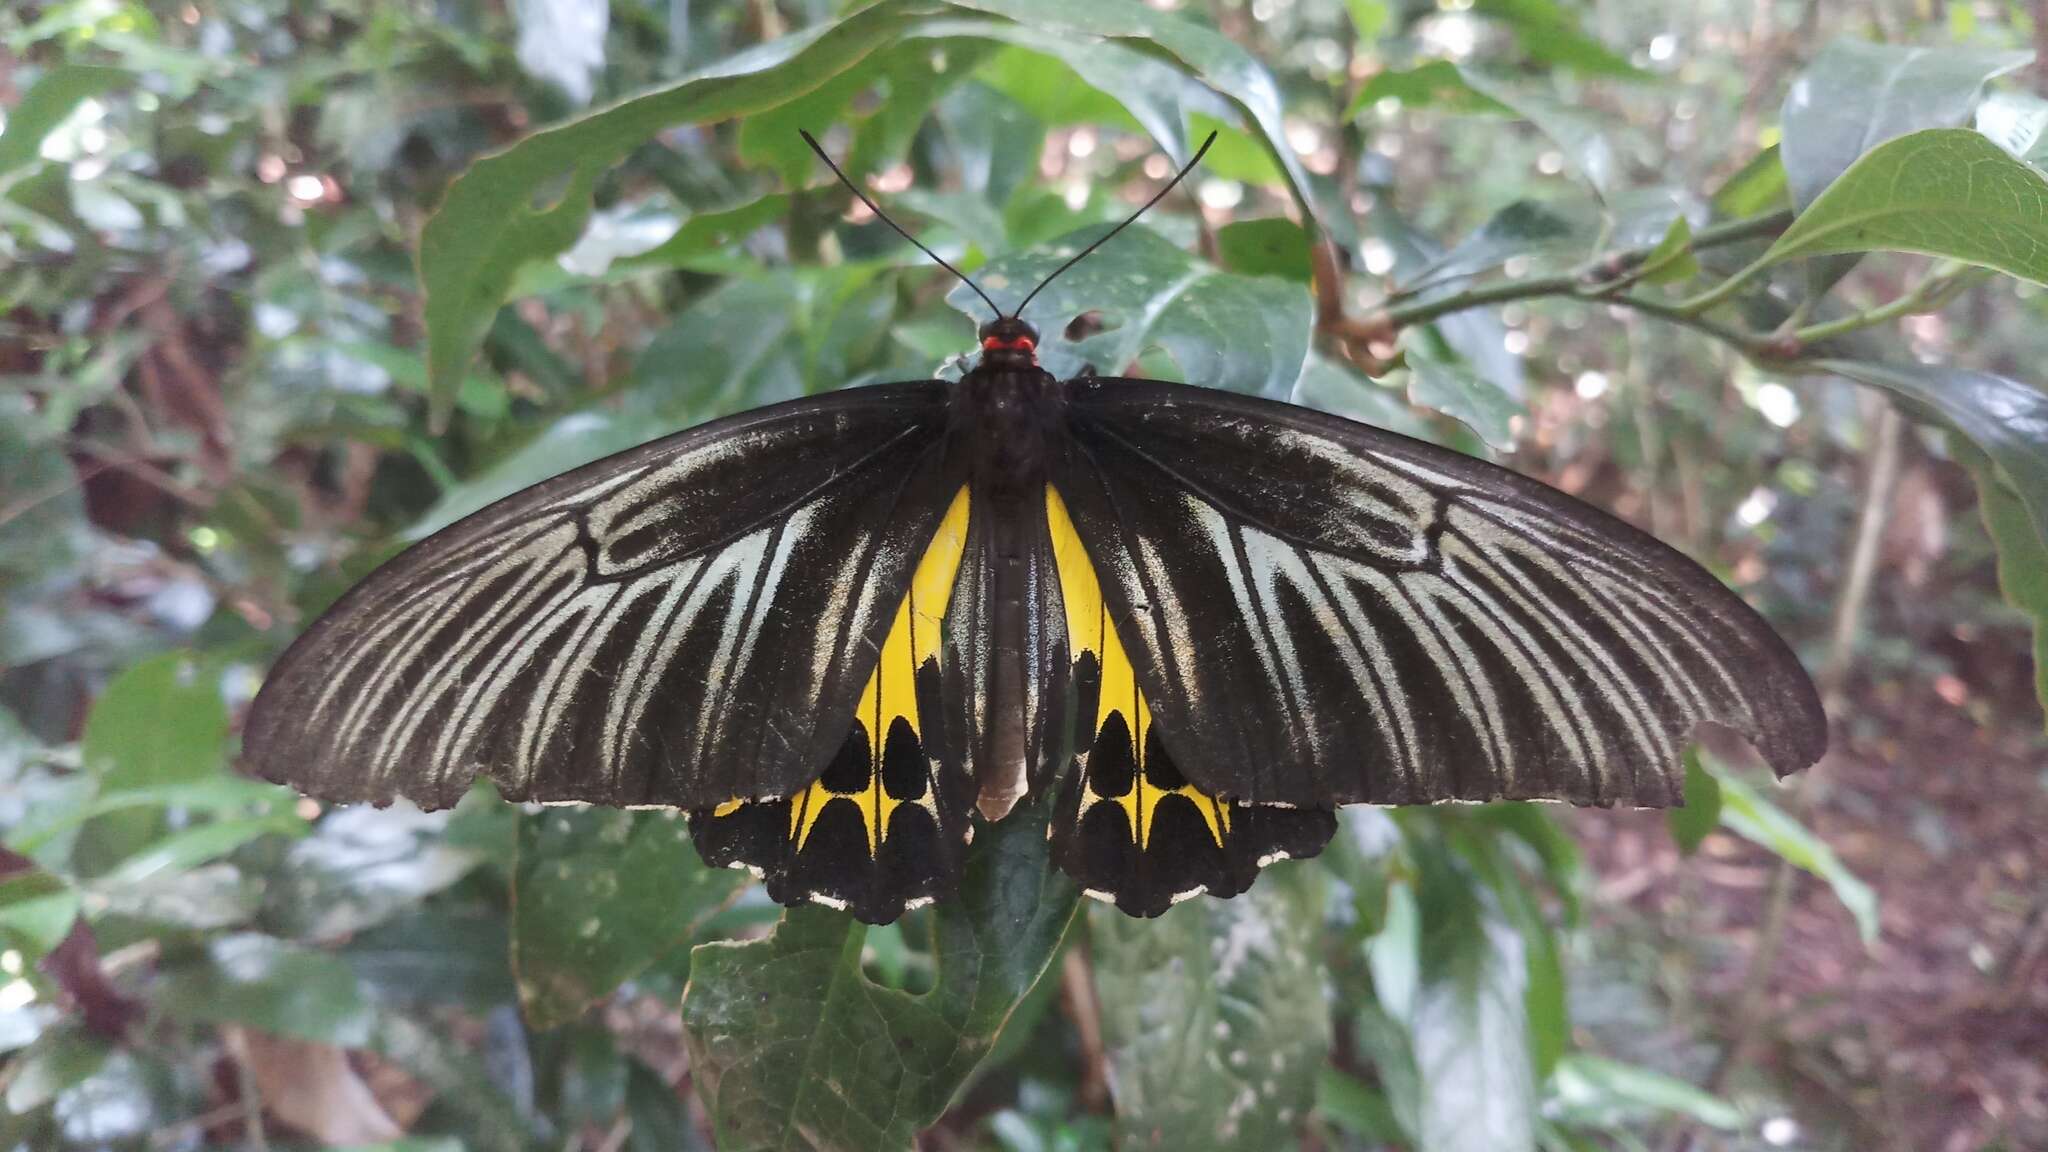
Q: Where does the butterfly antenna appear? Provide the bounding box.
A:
[799,129,1002,322]
[1010,130,1218,320]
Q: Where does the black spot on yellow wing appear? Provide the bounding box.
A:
[689,487,975,924]
[1043,486,1335,918]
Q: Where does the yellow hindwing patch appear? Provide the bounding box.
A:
[1044,485,1229,849]
[787,485,972,855]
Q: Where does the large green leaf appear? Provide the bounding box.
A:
[1470,0,1642,78]
[1402,331,1524,450]
[81,652,226,791]
[680,795,1077,1151]
[946,0,1315,208]
[1410,889,1534,1152]
[961,25,1216,164]
[1961,454,2048,727]
[156,933,375,1047]
[949,224,1312,398]
[1088,863,1328,1149]
[512,808,744,1030]
[1817,361,2048,558]
[1457,70,1622,199]
[1665,749,1723,855]
[1754,129,2048,285]
[1779,40,2030,211]
[1547,1055,1741,1130]
[1399,199,1600,297]
[420,1,928,417]
[420,0,1316,415]
[0,66,131,181]
[1778,39,2030,293]
[0,394,85,587]
[264,803,493,942]
[0,868,79,960]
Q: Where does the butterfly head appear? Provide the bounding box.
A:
[978,317,1040,367]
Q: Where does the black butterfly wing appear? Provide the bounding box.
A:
[686,485,981,922]
[242,382,963,822]
[1043,485,1336,917]
[1051,378,1827,810]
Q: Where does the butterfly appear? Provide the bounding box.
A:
[241,132,1826,924]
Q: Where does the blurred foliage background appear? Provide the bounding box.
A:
[3,1,2047,1150]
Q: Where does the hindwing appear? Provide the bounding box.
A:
[1052,379,1827,810]
[241,383,959,813]
[688,488,978,922]
[1044,486,1336,917]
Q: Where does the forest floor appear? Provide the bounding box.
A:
[1575,687,2048,1152]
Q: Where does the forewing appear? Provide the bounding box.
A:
[242,383,958,813]
[1053,379,1827,809]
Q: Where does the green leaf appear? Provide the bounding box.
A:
[1779,40,2031,212]
[1216,217,1312,282]
[966,27,1211,167]
[1408,861,1535,1152]
[680,793,1077,1151]
[1755,129,2048,285]
[1458,69,1621,199]
[953,224,1312,399]
[81,652,227,790]
[1346,61,1510,119]
[1290,353,1437,442]
[1638,214,1700,284]
[1344,0,1389,43]
[157,933,376,1046]
[0,395,85,587]
[512,808,744,1030]
[1817,362,2048,562]
[94,812,306,885]
[1976,89,2048,169]
[406,409,676,540]
[0,66,131,182]
[265,805,492,942]
[1958,451,2048,728]
[419,0,1319,416]
[1445,817,1572,1076]
[1710,144,1790,218]
[0,869,79,959]
[1665,749,1723,855]
[8,776,293,855]
[345,906,516,1011]
[1402,199,1599,296]
[1548,1054,1741,1129]
[614,194,793,275]
[1089,863,1328,1149]
[1471,0,1643,78]
[420,1,928,417]
[1367,878,1421,1023]
[3,1030,109,1115]
[1316,1066,1406,1143]
[948,0,1317,215]
[1711,767,1880,945]
[1402,334,1523,450]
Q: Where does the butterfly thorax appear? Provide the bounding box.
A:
[954,357,1064,506]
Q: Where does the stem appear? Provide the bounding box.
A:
[1789,264,1986,346]
[1377,210,1792,333]
[1670,249,1776,314]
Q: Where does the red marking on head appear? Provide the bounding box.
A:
[981,335,1036,352]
